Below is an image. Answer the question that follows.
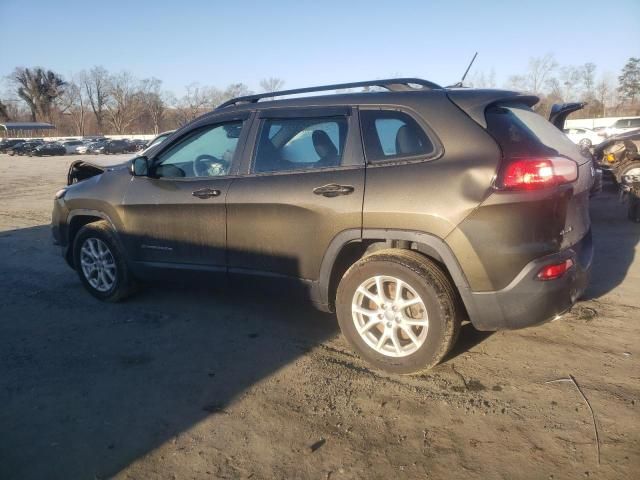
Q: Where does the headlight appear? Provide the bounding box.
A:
[54,188,67,199]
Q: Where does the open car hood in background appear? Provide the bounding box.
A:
[548,102,586,130]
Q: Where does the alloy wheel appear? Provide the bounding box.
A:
[80,237,117,292]
[351,275,429,357]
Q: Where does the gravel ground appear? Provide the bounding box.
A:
[0,153,638,480]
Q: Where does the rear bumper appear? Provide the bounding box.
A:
[466,229,593,331]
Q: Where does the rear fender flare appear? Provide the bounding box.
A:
[318,229,475,315]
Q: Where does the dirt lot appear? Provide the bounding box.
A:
[0,153,638,480]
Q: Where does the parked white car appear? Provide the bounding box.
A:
[563,127,603,148]
[62,140,84,154]
[604,117,640,137]
[75,143,92,154]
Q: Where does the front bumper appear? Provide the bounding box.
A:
[466,229,593,331]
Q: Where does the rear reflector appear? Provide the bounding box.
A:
[537,258,574,281]
[498,157,578,190]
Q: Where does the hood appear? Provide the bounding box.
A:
[67,160,129,185]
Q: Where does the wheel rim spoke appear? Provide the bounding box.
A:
[390,329,402,354]
[376,332,389,350]
[399,324,420,346]
[356,287,382,306]
[398,297,421,309]
[394,279,404,302]
[357,318,383,334]
[353,305,377,317]
[375,276,387,303]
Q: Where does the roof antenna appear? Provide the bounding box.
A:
[450,52,478,88]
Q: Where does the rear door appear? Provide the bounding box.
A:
[226,107,365,283]
[122,113,250,267]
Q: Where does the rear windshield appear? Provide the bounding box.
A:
[485,103,586,162]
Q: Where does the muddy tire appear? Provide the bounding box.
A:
[73,220,136,302]
[336,249,461,375]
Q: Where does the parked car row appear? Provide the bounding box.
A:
[0,137,150,156]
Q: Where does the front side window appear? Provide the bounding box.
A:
[154,121,243,178]
[360,110,434,162]
[253,116,347,173]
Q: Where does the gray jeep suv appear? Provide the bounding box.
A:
[52,78,593,374]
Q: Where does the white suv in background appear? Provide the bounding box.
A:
[605,117,640,137]
[563,127,603,148]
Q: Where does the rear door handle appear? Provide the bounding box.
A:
[192,188,221,199]
[312,183,355,197]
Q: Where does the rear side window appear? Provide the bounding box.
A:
[485,103,585,161]
[253,116,348,173]
[360,110,434,162]
[630,118,640,127]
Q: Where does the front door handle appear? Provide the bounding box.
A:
[192,188,221,199]
[312,183,355,197]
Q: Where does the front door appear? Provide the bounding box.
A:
[122,118,248,267]
[226,107,365,282]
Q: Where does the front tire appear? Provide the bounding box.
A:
[73,220,136,302]
[336,249,461,375]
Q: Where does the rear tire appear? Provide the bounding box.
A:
[336,249,461,375]
[73,220,136,302]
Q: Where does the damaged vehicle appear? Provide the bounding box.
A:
[53,78,594,374]
[593,128,640,182]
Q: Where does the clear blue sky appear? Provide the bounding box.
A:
[1,0,638,95]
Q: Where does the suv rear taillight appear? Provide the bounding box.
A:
[497,157,578,190]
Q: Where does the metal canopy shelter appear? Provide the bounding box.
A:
[0,122,56,138]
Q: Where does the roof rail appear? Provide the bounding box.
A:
[216,78,443,109]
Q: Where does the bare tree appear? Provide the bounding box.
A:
[12,67,66,122]
[507,54,557,94]
[82,66,110,133]
[259,77,285,99]
[467,69,496,88]
[595,74,615,117]
[105,72,142,134]
[547,66,582,102]
[140,78,166,134]
[59,77,88,135]
[175,83,214,125]
[581,63,597,99]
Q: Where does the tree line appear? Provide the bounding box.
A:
[467,54,639,119]
[0,56,638,136]
[0,68,286,136]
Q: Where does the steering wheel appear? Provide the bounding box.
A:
[193,154,229,177]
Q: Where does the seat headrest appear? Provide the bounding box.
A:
[312,130,338,159]
[395,125,422,155]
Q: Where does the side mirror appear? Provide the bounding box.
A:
[130,156,149,176]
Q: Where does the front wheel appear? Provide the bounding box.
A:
[73,220,136,302]
[336,249,461,375]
